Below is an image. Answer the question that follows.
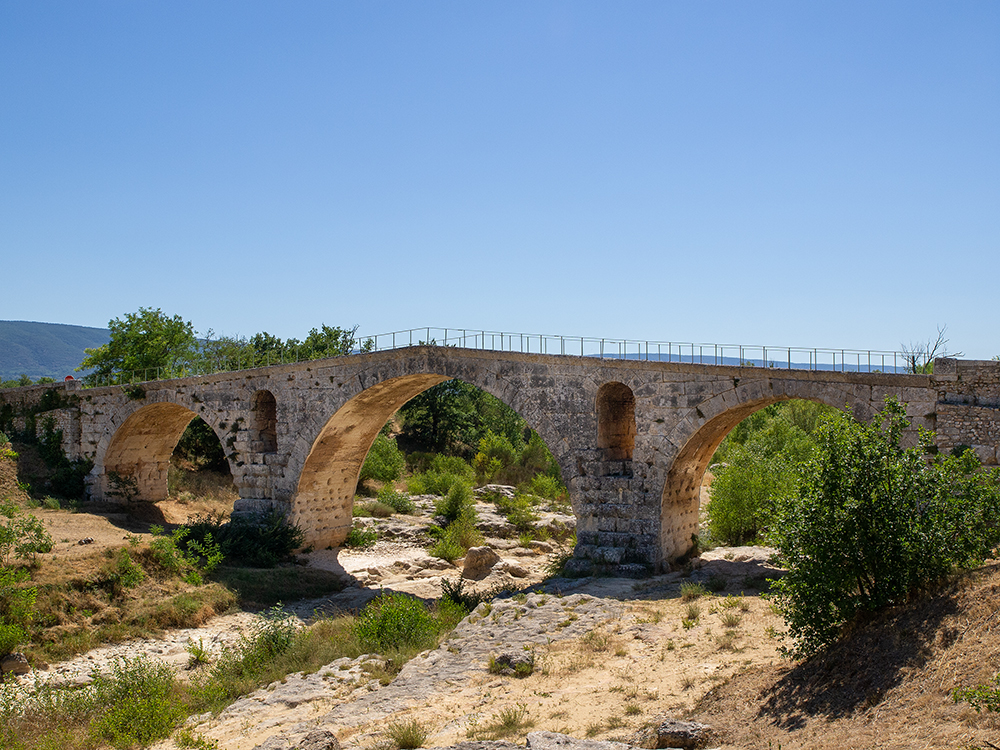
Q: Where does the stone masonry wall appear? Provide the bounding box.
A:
[932,359,1000,465]
[2,349,998,570]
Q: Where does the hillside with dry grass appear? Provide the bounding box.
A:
[693,563,1000,749]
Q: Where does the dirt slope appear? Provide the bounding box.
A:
[0,442,31,504]
[693,563,1000,749]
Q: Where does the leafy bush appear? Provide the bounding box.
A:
[429,505,483,561]
[769,398,1000,657]
[353,591,440,652]
[705,400,831,546]
[359,434,406,485]
[184,509,304,567]
[192,607,298,708]
[145,525,222,585]
[0,565,36,654]
[0,620,27,656]
[518,473,567,502]
[713,400,830,465]
[345,525,377,548]
[474,429,518,483]
[0,502,53,565]
[407,470,464,497]
[435,481,474,523]
[354,500,394,518]
[440,576,500,613]
[98,547,146,596]
[493,493,539,534]
[707,445,801,546]
[89,656,183,749]
[473,429,560,488]
[954,676,1000,713]
[430,454,474,478]
[428,535,464,562]
[378,486,416,515]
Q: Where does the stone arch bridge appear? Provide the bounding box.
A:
[2,348,998,571]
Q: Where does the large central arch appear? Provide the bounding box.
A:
[291,372,570,551]
[291,374,448,548]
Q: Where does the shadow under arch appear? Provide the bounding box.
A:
[101,401,230,503]
[660,392,870,562]
[291,373,569,552]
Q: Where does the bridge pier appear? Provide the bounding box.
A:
[566,457,664,574]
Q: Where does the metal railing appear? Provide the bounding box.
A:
[363,327,912,373]
[84,326,919,387]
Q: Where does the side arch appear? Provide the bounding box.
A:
[99,402,201,501]
[291,372,570,551]
[659,382,874,561]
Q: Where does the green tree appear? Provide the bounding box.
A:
[78,308,198,384]
[173,417,229,473]
[399,380,529,457]
[198,325,364,372]
[707,400,829,545]
[399,380,480,454]
[769,398,1000,657]
[707,444,800,546]
[358,433,406,485]
[295,324,362,360]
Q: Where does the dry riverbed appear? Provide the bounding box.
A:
[8,489,787,750]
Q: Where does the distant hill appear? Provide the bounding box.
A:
[0,320,110,381]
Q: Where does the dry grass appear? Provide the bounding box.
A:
[164,463,238,522]
[25,545,237,662]
[694,562,1000,750]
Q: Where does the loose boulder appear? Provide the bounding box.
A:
[489,649,535,676]
[462,546,501,579]
[628,718,714,749]
[254,727,340,750]
[0,652,31,675]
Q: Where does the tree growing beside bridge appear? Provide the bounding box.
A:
[199,324,368,371]
[78,308,198,385]
[769,398,1000,657]
[78,308,368,383]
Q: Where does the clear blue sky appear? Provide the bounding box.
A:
[2,1,998,358]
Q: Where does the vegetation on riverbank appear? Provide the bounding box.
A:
[1,589,471,750]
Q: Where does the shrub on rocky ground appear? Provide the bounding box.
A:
[354,500,394,518]
[385,718,428,749]
[345,525,378,548]
[377,487,416,515]
[353,591,440,653]
[183,509,304,568]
